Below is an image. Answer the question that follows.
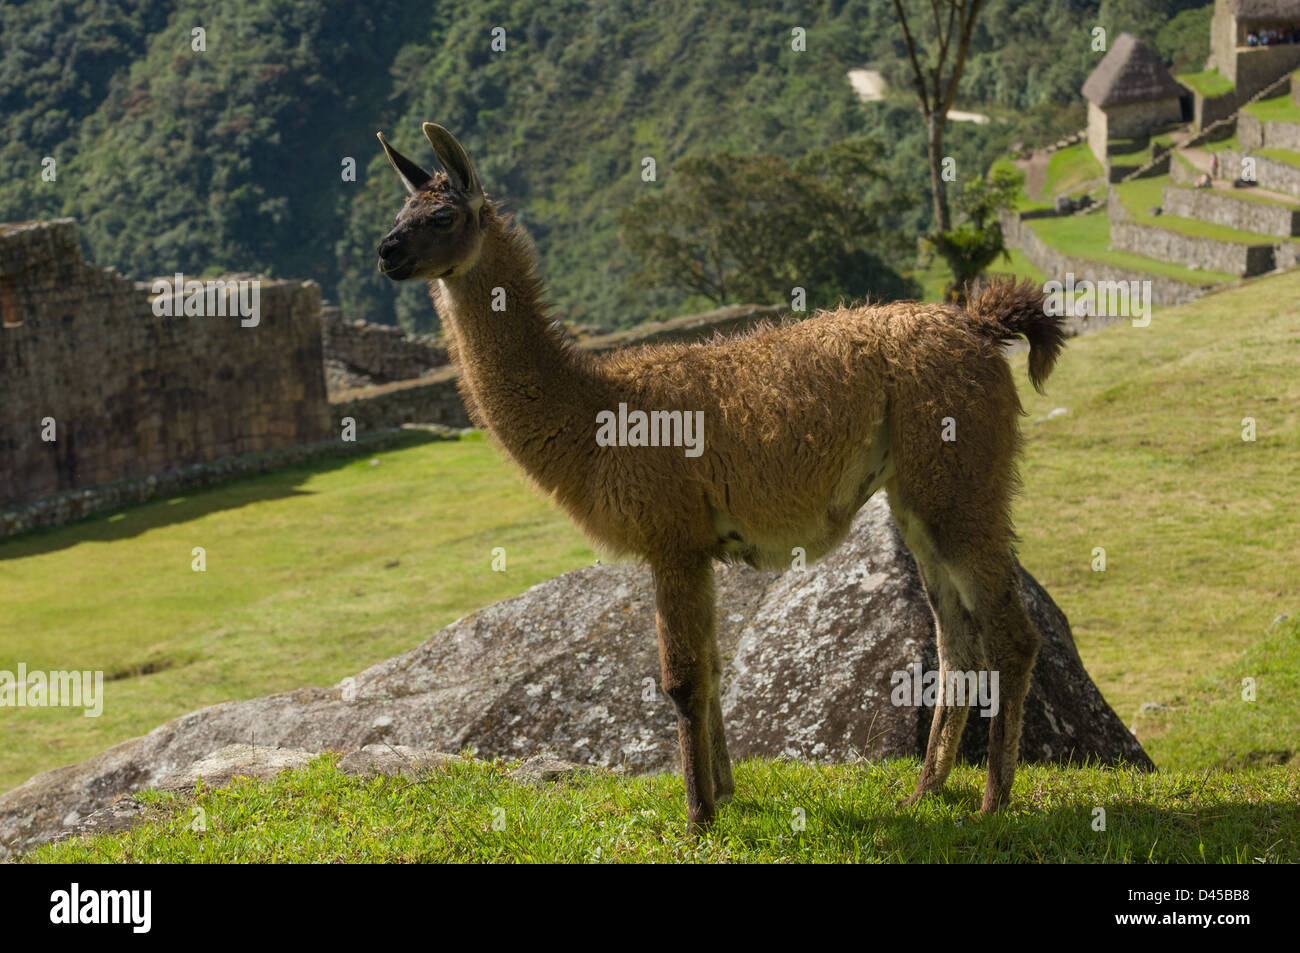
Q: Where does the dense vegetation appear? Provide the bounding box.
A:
[1,0,1215,330]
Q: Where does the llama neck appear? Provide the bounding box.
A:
[433,214,608,489]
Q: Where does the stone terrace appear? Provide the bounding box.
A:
[1005,69,1300,303]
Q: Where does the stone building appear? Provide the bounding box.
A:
[1211,0,1300,100]
[1083,33,1187,162]
[0,220,332,510]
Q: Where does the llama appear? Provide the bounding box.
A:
[375,124,1067,827]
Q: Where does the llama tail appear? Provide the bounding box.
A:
[965,277,1066,394]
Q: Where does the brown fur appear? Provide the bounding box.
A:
[376,125,1068,827]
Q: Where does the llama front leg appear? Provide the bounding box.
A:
[653,556,722,828]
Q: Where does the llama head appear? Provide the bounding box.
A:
[376,123,486,281]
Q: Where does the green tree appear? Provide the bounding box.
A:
[616,141,918,311]
[890,0,987,235]
[925,165,1021,302]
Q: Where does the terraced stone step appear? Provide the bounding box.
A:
[998,210,1225,309]
[1162,183,1300,238]
[1216,149,1300,199]
[1239,112,1300,152]
[1109,216,1279,276]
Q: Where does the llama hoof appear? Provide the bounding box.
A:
[715,789,734,805]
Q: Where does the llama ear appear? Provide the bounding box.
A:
[376,131,433,194]
[422,122,484,210]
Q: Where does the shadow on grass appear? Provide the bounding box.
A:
[0,430,441,562]
[721,789,1300,862]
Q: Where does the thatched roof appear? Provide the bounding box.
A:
[1082,33,1185,108]
[1227,0,1300,22]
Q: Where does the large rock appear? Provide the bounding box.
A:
[0,495,1151,858]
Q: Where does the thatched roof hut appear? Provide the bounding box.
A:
[1082,33,1185,108]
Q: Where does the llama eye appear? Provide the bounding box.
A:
[432,210,454,228]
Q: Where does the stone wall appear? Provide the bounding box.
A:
[998,210,1214,308]
[1221,148,1300,197]
[1103,97,1183,139]
[1194,88,1240,130]
[1162,183,1300,237]
[1109,218,1275,275]
[320,305,448,391]
[1210,6,1238,81]
[1234,44,1300,101]
[1239,111,1300,150]
[331,368,470,435]
[0,220,332,510]
[1088,101,1108,163]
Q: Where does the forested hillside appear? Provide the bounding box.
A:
[0,0,1211,330]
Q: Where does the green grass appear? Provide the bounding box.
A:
[25,754,1300,863]
[1044,142,1104,199]
[1244,91,1300,125]
[1141,616,1300,769]
[1115,175,1297,244]
[1177,69,1234,99]
[1014,270,1300,744]
[1025,212,1238,285]
[1256,145,1300,168]
[1202,135,1242,154]
[0,431,595,792]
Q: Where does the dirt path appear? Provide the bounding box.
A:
[1018,150,1050,202]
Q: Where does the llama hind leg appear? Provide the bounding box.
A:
[653,556,721,828]
[888,491,988,804]
[979,568,1041,813]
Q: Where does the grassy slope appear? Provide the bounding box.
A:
[1144,616,1300,769]
[0,432,594,791]
[1044,143,1103,198]
[1013,271,1300,741]
[3,270,1298,800]
[1244,90,1300,125]
[26,755,1300,863]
